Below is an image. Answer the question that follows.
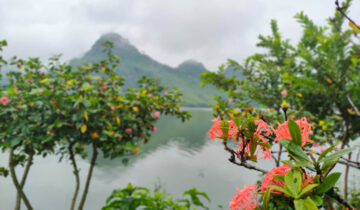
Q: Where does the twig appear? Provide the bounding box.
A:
[335,0,360,31]
[223,142,268,173]
[326,189,354,209]
[346,94,360,116]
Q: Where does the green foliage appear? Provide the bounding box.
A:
[101,183,210,210]
[0,40,191,208]
[201,0,360,145]
[314,173,341,195]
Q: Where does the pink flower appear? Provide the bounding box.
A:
[111,106,115,111]
[228,98,233,104]
[253,120,273,160]
[229,185,258,210]
[148,93,153,98]
[208,117,238,141]
[125,128,132,135]
[261,165,291,193]
[39,71,44,75]
[152,126,157,132]
[254,120,273,141]
[273,117,313,147]
[103,82,107,89]
[320,146,325,152]
[154,111,161,118]
[313,142,319,147]
[49,84,54,89]
[281,89,287,97]
[164,91,169,96]
[0,96,9,105]
[16,105,20,109]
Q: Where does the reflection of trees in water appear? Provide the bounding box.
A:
[94,110,213,170]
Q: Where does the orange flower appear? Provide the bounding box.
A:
[273,117,313,147]
[208,117,237,140]
[261,165,291,193]
[229,185,258,210]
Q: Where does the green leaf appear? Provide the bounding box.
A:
[258,142,272,149]
[315,172,341,195]
[288,119,302,146]
[262,186,271,210]
[321,147,356,163]
[294,199,305,210]
[269,185,291,197]
[220,120,229,141]
[294,197,318,210]
[317,144,336,162]
[285,169,302,197]
[250,137,258,156]
[271,174,285,182]
[233,117,242,128]
[303,197,318,209]
[298,184,318,198]
[321,158,338,173]
[309,195,322,206]
[279,139,311,163]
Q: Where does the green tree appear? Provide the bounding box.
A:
[201,0,360,204]
[0,41,190,210]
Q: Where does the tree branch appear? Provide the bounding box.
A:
[346,94,360,116]
[9,148,34,210]
[223,142,268,174]
[68,143,80,210]
[15,150,34,210]
[326,189,354,209]
[77,143,98,210]
[335,0,360,31]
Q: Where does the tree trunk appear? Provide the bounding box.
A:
[69,144,80,210]
[15,151,34,210]
[9,148,34,210]
[77,144,98,210]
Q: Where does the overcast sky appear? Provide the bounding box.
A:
[0,0,359,70]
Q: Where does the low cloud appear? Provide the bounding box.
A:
[0,0,359,70]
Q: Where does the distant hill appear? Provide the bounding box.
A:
[70,33,221,107]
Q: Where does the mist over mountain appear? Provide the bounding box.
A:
[70,33,220,106]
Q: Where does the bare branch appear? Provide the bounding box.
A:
[335,0,360,31]
[223,142,268,174]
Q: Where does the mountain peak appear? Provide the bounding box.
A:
[99,32,130,45]
[177,59,206,72]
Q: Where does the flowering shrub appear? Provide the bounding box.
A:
[209,113,358,209]
[0,41,190,210]
[202,1,360,209]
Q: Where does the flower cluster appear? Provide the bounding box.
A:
[229,185,258,210]
[208,117,237,140]
[261,165,291,193]
[273,117,313,147]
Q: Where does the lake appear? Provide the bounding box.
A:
[0,108,358,209]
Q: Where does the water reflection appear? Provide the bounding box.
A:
[0,109,358,210]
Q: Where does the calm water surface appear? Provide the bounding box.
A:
[0,109,358,209]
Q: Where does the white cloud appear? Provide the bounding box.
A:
[0,0,359,70]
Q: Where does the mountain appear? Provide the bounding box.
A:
[70,33,220,106]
